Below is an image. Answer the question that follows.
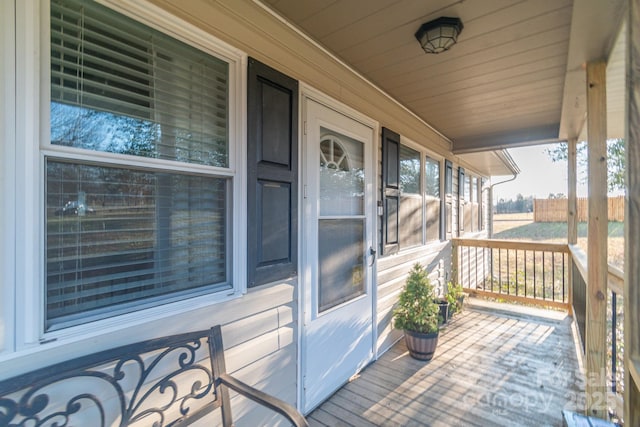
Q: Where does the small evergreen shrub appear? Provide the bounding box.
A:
[393,264,439,334]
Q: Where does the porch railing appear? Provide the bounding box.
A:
[570,245,625,420]
[452,238,570,310]
[451,238,626,421]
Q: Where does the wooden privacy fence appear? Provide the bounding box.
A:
[533,196,624,222]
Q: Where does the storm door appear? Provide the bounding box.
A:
[301,97,375,412]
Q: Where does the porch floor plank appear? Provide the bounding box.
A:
[309,299,584,426]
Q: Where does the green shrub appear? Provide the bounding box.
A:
[393,264,439,334]
[446,281,465,315]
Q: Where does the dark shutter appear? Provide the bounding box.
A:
[458,167,465,235]
[247,58,298,287]
[381,127,400,254]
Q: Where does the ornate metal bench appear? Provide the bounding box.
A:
[0,325,308,426]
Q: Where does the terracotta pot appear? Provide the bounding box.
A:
[403,329,439,361]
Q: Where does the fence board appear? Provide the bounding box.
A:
[533,196,624,222]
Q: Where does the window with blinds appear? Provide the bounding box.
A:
[425,156,441,242]
[399,145,421,248]
[50,0,229,166]
[46,0,233,330]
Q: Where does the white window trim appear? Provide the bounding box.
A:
[11,0,248,349]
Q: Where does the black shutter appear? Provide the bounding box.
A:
[247,58,298,287]
[458,167,465,235]
[382,127,400,254]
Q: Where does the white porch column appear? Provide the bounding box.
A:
[585,60,608,418]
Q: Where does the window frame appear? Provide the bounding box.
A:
[424,154,443,243]
[12,0,247,344]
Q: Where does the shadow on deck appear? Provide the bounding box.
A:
[309,299,585,427]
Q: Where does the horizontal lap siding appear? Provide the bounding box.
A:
[458,245,489,290]
[376,242,451,355]
[159,282,299,426]
[207,281,298,426]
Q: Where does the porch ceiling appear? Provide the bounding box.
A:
[262,0,625,170]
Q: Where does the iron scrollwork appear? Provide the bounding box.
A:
[0,330,217,427]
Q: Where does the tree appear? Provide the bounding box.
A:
[548,193,566,199]
[545,139,625,192]
[495,194,533,213]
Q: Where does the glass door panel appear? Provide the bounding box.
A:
[318,218,365,312]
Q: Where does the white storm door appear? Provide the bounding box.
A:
[302,98,375,413]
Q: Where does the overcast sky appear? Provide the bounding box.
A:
[491,144,588,201]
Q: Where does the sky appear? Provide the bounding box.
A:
[491,143,588,201]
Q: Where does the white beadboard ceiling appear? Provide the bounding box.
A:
[262,0,626,165]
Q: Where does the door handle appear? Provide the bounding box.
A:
[369,246,377,267]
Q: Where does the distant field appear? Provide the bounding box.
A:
[492,213,624,268]
[492,212,533,222]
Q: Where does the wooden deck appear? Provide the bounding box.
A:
[309,299,585,427]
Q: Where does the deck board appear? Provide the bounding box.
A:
[309,299,585,426]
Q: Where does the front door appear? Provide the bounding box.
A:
[302,97,375,412]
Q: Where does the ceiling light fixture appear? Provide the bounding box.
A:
[415,17,464,54]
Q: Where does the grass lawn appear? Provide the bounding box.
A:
[493,214,624,268]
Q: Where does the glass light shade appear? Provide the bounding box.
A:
[415,17,464,54]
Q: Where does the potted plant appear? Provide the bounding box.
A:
[435,297,450,325]
[393,263,440,361]
[445,281,465,318]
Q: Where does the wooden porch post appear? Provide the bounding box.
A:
[625,0,640,423]
[567,137,578,245]
[585,61,608,418]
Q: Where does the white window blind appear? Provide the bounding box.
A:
[50,0,229,166]
[46,0,233,330]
